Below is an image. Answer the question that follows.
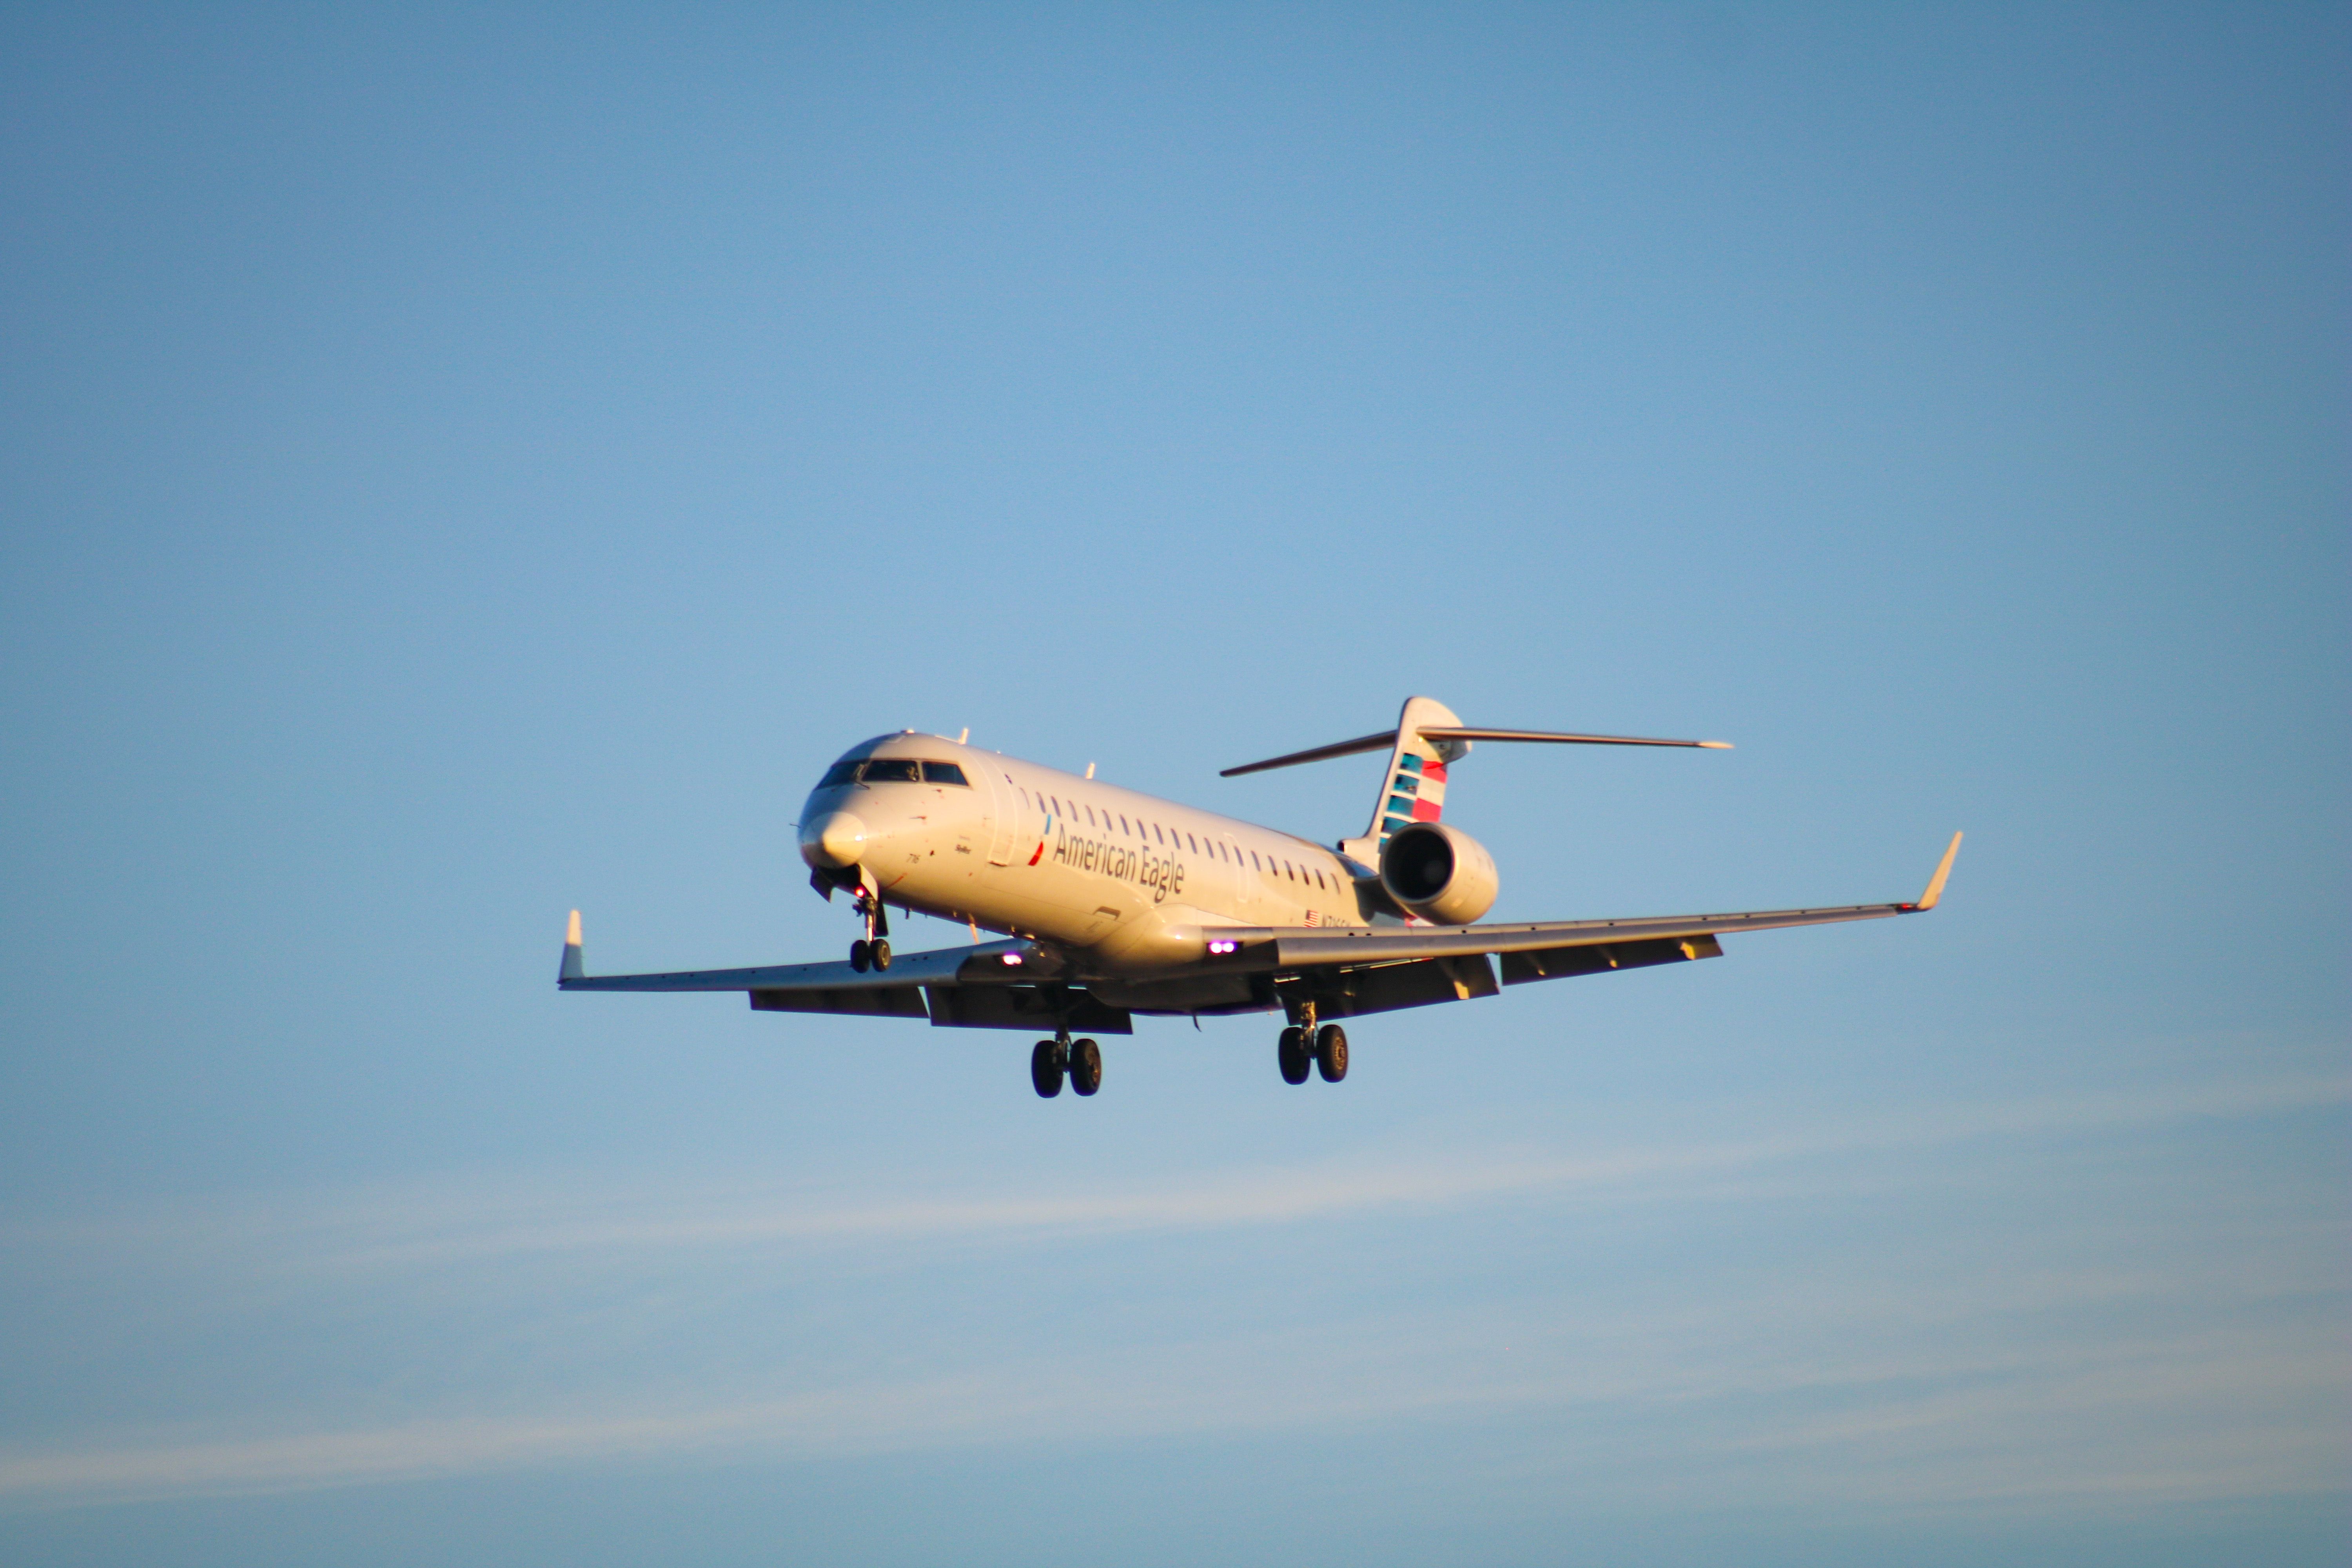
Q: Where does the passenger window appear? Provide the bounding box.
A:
[919,761,969,786]
[862,759,918,783]
[1153,824,1165,844]
[818,760,862,789]
[1187,833,1198,852]
[1086,805,1097,826]
[1119,815,1129,834]
[1250,851,1260,869]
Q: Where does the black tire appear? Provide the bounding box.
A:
[1277,1026,1310,1085]
[849,938,871,972]
[1069,1038,1102,1096]
[1030,1040,1064,1098]
[1315,1024,1349,1083]
[870,938,891,971]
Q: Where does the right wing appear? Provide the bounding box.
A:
[555,916,1132,1033]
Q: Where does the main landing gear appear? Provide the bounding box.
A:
[1277,1004,1347,1085]
[1031,1033,1102,1099]
[847,885,891,973]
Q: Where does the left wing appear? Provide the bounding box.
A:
[1205,833,1963,988]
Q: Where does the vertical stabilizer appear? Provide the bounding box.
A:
[1339,697,1466,870]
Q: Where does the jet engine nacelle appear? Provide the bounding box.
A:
[1379,821,1499,926]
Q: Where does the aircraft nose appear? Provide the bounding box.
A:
[799,811,870,869]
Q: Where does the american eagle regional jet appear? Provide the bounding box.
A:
[560,697,1962,1098]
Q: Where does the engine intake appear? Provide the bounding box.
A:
[1379,822,1498,926]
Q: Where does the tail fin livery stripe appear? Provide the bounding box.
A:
[1363,697,1466,852]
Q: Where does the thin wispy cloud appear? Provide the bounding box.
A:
[1,1291,2338,1510]
[15,1071,2339,1272]
[0,1074,2341,1511]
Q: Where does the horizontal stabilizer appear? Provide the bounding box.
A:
[1222,722,1729,777]
[1219,730,1396,777]
[1418,727,1730,750]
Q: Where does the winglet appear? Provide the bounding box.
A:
[1911,832,1963,911]
[560,910,585,984]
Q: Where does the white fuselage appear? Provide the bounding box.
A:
[799,732,1374,974]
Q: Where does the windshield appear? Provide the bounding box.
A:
[816,757,970,788]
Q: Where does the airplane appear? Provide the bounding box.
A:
[559,696,1961,1098]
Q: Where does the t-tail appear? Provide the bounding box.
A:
[1220,696,1732,872]
[1352,695,1469,866]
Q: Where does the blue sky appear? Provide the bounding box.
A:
[0,4,2343,1563]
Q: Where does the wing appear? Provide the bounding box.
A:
[554,916,1132,1033]
[1197,833,1964,1013]
[557,835,1960,1028]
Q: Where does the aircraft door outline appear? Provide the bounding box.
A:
[984,768,1018,866]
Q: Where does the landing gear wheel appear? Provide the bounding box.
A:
[1069,1038,1102,1096]
[869,938,891,971]
[1277,1026,1311,1085]
[1030,1039,1066,1098]
[1314,1024,1349,1083]
[849,938,871,972]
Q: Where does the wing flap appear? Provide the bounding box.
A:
[751,986,930,1019]
[1498,933,1721,984]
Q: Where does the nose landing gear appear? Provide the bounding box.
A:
[1031,1032,1102,1098]
[848,885,891,972]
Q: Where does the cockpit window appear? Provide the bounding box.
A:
[817,760,862,789]
[920,761,969,786]
[860,759,920,784]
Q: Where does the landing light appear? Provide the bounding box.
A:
[1208,940,1238,955]
[1002,953,1023,966]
